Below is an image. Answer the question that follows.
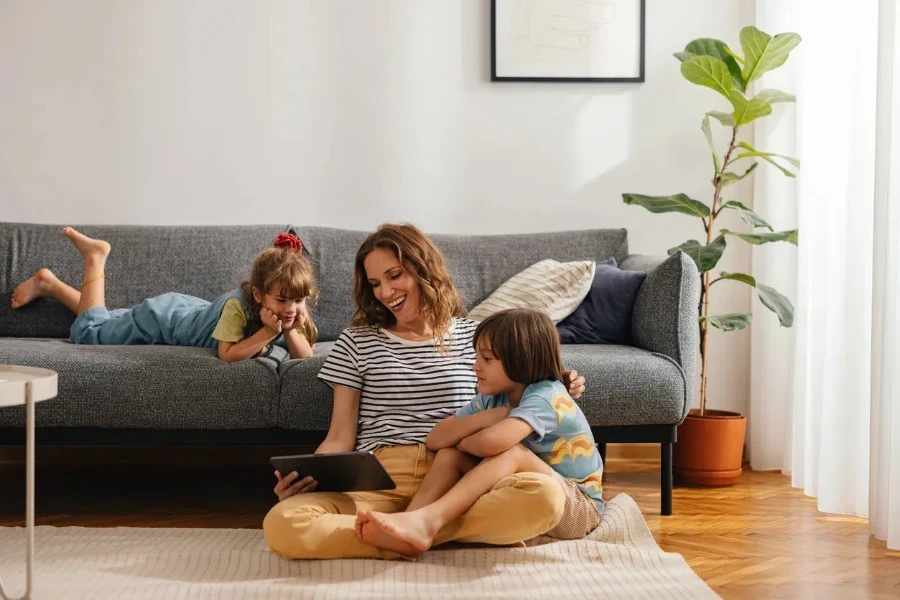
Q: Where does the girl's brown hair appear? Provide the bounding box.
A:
[473,308,565,385]
[241,242,319,344]
[351,223,464,346]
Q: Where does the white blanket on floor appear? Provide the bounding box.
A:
[0,493,718,599]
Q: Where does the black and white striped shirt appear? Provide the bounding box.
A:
[317,317,478,452]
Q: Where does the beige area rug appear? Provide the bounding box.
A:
[0,494,717,600]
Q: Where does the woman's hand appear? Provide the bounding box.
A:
[274,470,317,501]
[564,369,586,399]
[260,307,283,335]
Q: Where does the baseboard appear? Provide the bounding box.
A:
[606,442,660,461]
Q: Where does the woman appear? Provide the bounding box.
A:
[263,223,587,559]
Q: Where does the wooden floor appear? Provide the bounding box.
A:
[0,456,897,599]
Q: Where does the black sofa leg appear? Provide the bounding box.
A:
[661,442,673,516]
[598,443,607,468]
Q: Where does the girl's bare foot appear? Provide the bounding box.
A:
[357,512,421,558]
[62,227,110,261]
[366,510,438,553]
[11,268,59,309]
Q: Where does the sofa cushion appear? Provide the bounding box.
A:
[275,341,336,431]
[0,338,280,429]
[276,343,687,431]
[466,259,596,323]
[557,259,647,345]
[0,223,291,338]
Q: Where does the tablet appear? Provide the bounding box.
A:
[270,451,396,493]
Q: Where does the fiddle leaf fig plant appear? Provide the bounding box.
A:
[623,26,801,415]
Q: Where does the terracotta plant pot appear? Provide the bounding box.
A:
[673,409,746,487]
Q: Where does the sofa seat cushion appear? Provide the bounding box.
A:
[0,338,280,429]
[559,345,688,426]
[277,343,687,431]
[276,341,336,430]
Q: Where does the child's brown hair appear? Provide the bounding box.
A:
[473,308,564,385]
[241,235,319,344]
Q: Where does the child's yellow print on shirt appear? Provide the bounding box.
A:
[548,434,596,464]
[551,394,576,421]
[576,472,604,495]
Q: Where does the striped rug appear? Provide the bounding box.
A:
[0,493,717,599]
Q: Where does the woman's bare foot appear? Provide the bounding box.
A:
[62,227,110,262]
[366,510,439,553]
[357,512,421,558]
[11,268,59,309]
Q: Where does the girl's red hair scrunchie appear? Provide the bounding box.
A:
[273,232,303,254]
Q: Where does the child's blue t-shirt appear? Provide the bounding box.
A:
[456,380,604,514]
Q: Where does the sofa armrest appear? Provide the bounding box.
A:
[619,251,700,416]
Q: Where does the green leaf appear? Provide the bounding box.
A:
[736,141,799,176]
[701,313,753,331]
[721,228,798,245]
[729,91,773,125]
[622,193,710,217]
[718,163,759,189]
[701,115,721,171]
[681,56,733,99]
[740,26,801,84]
[755,89,796,104]
[675,38,746,91]
[737,142,799,167]
[708,111,735,127]
[720,200,773,231]
[725,45,744,64]
[757,284,795,327]
[719,271,757,286]
[669,235,726,273]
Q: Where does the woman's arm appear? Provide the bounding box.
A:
[315,385,360,454]
[456,418,534,457]
[425,407,511,451]
[272,384,360,501]
[217,328,279,363]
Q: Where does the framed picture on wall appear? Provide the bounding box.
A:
[491,0,645,83]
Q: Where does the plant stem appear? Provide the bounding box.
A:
[699,124,740,416]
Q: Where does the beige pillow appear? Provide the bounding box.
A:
[467,259,596,323]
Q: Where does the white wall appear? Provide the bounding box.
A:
[0,0,758,415]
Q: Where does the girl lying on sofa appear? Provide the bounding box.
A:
[10,227,317,362]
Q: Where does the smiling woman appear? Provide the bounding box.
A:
[263,223,589,561]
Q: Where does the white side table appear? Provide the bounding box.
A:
[0,366,57,600]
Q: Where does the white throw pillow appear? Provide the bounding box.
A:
[467,259,596,323]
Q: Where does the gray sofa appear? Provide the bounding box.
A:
[0,223,699,515]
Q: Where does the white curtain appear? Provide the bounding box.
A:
[752,0,900,549]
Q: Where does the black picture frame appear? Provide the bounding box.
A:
[491,0,646,83]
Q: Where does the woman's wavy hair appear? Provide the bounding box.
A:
[351,223,464,349]
[240,238,319,344]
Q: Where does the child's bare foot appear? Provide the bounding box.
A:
[62,227,110,262]
[11,268,59,309]
[357,511,421,558]
[367,510,438,553]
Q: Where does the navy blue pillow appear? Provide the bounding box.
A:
[557,258,646,345]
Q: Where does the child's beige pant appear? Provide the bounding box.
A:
[263,443,566,559]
